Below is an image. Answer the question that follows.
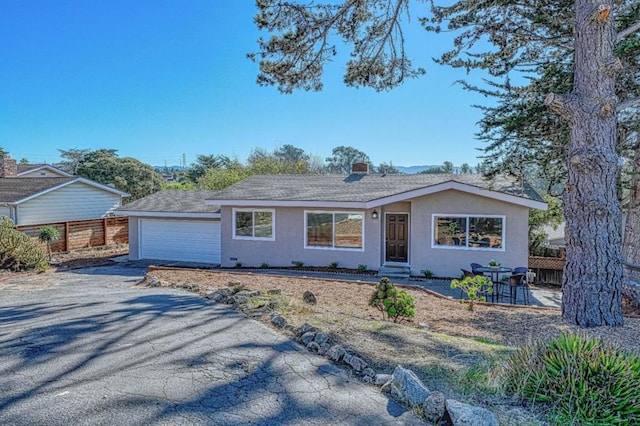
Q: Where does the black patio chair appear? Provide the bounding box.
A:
[504,273,529,305]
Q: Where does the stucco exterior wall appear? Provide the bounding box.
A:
[17,182,122,225]
[404,189,530,277]
[220,189,532,277]
[220,206,383,269]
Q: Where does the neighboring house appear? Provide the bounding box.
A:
[17,163,73,178]
[116,190,221,264]
[0,158,129,226]
[205,163,547,277]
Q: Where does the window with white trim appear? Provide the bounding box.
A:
[305,211,364,250]
[233,209,274,240]
[433,215,504,250]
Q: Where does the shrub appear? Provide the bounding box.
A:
[260,262,269,269]
[450,275,492,311]
[421,268,434,279]
[329,261,339,269]
[234,262,243,268]
[357,264,367,272]
[0,217,48,271]
[38,225,60,260]
[293,260,304,268]
[503,334,640,425]
[369,277,415,322]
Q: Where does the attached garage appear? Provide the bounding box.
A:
[139,218,220,264]
[116,190,222,265]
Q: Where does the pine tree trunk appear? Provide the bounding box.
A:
[622,142,640,305]
[559,0,623,326]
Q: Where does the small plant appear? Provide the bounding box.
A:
[229,282,246,294]
[38,225,60,261]
[369,277,415,322]
[421,269,434,279]
[503,334,640,425]
[450,275,492,311]
[235,261,243,268]
[329,261,339,269]
[293,260,304,268]
[488,259,500,267]
[260,262,269,269]
[357,264,367,272]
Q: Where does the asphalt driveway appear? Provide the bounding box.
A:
[0,265,422,425]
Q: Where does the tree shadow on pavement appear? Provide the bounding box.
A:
[0,283,419,425]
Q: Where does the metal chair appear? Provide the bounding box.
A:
[470,263,483,274]
[506,273,529,305]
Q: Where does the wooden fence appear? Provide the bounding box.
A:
[17,217,128,253]
[528,256,565,286]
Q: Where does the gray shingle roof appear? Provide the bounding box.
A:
[119,190,221,213]
[207,174,544,204]
[0,177,76,202]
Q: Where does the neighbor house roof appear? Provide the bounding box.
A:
[205,173,547,210]
[116,190,221,219]
[0,177,129,204]
[16,164,73,177]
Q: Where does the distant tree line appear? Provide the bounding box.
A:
[6,145,479,199]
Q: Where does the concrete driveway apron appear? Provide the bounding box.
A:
[0,265,422,425]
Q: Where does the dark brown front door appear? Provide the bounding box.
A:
[386,214,408,262]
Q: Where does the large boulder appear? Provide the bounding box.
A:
[446,399,498,426]
[390,365,430,408]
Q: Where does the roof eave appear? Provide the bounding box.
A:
[365,181,548,210]
[115,211,221,219]
[205,199,367,209]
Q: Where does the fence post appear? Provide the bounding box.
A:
[103,217,108,246]
[64,221,70,251]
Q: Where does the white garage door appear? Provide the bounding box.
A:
[139,218,221,264]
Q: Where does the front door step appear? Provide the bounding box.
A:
[377,265,411,279]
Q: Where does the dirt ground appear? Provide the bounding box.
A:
[147,268,640,354]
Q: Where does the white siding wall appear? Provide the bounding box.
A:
[17,182,122,225]
[0,206,13,223]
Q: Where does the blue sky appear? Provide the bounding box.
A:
[1,1,492,169]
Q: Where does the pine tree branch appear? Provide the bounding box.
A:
[617,21,640,42]
[617,97,640,112]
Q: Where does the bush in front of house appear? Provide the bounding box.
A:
[0,217,48,271]
[369,277,415,322]
[503,333,640,425]
[450,275,492,311]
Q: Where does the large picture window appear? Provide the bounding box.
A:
[433,215,504,250]
[306,211,363,250]
[233,209,274,240]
